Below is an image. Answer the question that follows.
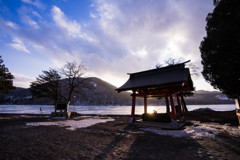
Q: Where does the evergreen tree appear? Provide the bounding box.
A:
[30,69,62,105]
[0,56,15,94]
[200,0,240,98]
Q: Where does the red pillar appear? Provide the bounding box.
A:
[170,94,176,120]
[131,91,136,118]
[176,95,184,118]
[144,96,147,114]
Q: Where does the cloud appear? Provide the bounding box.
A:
[81,0,214,87]
[23,15,39,28]
[1,0,215,90]
[13,73,35,88]
[18,6,40,29]
[89,12,97,19]
[21,0,45,9]
[51,6,82,38]
[10,38,30,54]
[4,20,18,29]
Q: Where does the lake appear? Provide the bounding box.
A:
[0,104,236,115]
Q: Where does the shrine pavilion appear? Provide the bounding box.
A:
[116,61,194,128]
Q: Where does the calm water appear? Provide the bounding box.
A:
[0,104,236,115]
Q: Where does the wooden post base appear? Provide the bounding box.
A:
[180,117,185,123]
[51,112,71,119]
[236,112,240,129]
[236,99,240,129]
[129,117,135,124]
[171,120,178,129]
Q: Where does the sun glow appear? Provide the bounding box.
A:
[147,106,161,113]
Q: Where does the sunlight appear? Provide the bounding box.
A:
[147,106,157,113]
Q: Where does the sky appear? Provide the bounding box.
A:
[0,0,216,91]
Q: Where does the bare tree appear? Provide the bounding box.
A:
[165,58,182,66]
[157,58,199,77]
[186,63,200,78]
[60,61,87,103]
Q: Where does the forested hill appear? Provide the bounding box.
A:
[0,77,234,105]
[0,77,131,105]
[184,90,234,105]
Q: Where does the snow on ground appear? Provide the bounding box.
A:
[26,116,114,131]
[141,121,240,139]
[197,122,240,137]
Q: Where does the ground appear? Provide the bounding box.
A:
[0,111,240,160]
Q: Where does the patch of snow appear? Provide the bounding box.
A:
[199,122,240,137]
[142,124,218,139]
[215,95,229,100]
[26,117,114,131]
[90,82,97,88]
[142,128,191,138]
[141,121,240,139]
[185,125,218,139]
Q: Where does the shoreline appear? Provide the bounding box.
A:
[0,110,238,125]
[0,104,237,115]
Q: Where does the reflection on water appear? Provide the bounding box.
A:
[0,104,236,115]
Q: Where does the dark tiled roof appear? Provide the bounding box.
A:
[116,63,193,92]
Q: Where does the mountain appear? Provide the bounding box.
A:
[0,87,32,104]
[73,77,131,105]
[0,77,235,105]
[0,77,131,105]
[184,90,234,104]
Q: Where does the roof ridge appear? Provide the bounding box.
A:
[128,60,190,77]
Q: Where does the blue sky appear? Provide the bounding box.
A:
[0,0,216,90]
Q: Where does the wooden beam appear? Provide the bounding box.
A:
[134,84,192,98]
[165,96,170,113]
[176,95,184,122]
[131,91,136,118]
[170,94,176,120]
[144,96,147,114]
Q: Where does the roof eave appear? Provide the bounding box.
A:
[115,80,186,92]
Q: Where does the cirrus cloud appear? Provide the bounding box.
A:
[10,38,30,54]
[52,6,82,38]
[21,0,45,9]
